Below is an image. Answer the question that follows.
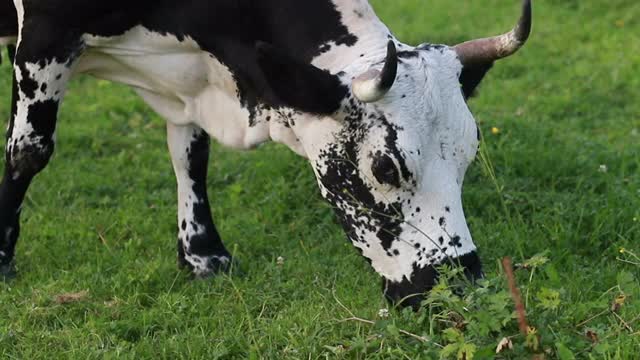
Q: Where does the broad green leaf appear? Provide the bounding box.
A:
[556,342,576,360]
[536,288,561,311]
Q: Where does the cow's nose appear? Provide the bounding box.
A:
[382,268,437,310]
[382,251,483,310]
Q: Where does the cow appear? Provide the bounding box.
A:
[0,0,531,308]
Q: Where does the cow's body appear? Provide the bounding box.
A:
[7,0,389,150]
[1,0,390,274]
[1,0,531,307]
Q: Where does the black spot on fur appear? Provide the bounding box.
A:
[377,228,395,251]
[417,43,446,52]
[397,50,419,59]
[256,42,348,115]
[26,100,58,143]
[449,235,462,248]
[318,43,331,53]
[18,66,38,100]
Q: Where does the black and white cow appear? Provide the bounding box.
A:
[0,0,531,307]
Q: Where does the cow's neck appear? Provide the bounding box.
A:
[273,1,399,157]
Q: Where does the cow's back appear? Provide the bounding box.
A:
[5,0,377,152]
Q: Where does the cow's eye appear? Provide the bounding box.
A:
[372,154,401,187]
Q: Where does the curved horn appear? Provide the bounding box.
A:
[352,41,398,103]
[454,0,532,66]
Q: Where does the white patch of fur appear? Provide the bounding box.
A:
[13,0,23,47]
[79,26,303,153]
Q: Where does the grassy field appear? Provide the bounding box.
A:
[1,0,639,358]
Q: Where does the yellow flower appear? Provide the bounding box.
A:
[619,248,626,254]
[491,127,501,135]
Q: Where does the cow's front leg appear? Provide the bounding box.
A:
[167,123,232,277]
[0,19,83,279]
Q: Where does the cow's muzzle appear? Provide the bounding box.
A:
[382,251,483,310]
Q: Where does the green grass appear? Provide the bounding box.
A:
[1,0,639,358]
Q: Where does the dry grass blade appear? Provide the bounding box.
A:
[54,290,89,304]
[332,292,442,347]
[612,312,634,333]
[576,308,609,328]
[339,316,439,346]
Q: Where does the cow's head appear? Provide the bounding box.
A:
[257,0,531,308]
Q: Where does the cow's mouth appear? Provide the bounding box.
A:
[382,251,483,309]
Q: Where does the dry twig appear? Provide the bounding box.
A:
[612,312,634,333]
[502,257,529,335]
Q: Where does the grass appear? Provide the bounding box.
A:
[0,0,639,358]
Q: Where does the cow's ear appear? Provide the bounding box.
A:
[459,62,494,99]
[256,42,348,115]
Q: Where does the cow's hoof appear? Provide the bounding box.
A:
[0,262,16,281]
[195,255,233,278]
[180,254,242,279]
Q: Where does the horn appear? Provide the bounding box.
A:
[352,41,398,103]
[454,0,532,66]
